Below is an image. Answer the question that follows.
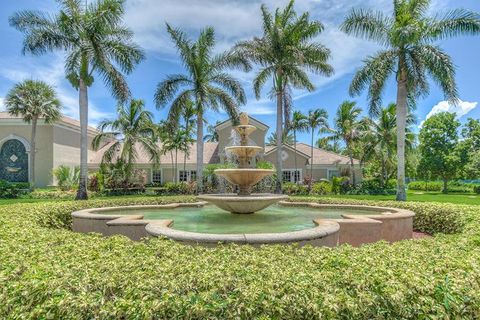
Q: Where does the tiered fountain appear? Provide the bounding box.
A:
[198,113,287,213]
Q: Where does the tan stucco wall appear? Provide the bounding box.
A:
[53,125,96,170]
[0,124,54,186]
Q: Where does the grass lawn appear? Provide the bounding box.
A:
[308,190,480,205]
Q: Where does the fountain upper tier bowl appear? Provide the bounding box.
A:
[197,193,288,214]
[225,146,263,159]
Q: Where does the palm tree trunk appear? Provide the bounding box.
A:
[294,130,297,184]
[29,115,38,190]
[275,90,283,194]
[76,79,88,200]
[395,68,408,201]
[175,148,178,183]
[309,129,314,191]
[196,111,204,194]
[442,177,448,194]
[380,157,386,189]
[170,151,175,183]
[348,148,356,186]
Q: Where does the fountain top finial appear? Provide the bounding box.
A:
[239,112,249,126]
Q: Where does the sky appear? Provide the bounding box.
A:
[0,0,479,144]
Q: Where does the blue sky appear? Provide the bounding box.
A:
[0,0,479,144]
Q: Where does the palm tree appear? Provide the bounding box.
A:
[204,122,220,143]
[92,99,158,180]
[162,128,194,183]
[364,103,416,188]
[341,0,480,200]
[155,25,247,194]
[323,101,363,185]
[233,0,334,193]
[266,131,295,146]
[10,0,145,199]
[316,137,343,154]
[306,108,328,189]
[5,80,61,189]
[290,111,308,181]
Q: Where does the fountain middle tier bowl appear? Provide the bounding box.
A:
[214,168,274,189]
[225,146,263,158]
[197,193,288,214]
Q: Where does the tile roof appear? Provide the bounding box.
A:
[0,112,98,133]
[90,141,220,165]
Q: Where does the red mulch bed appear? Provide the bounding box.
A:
[413,231,431,239]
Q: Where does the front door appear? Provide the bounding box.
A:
[0,139,28,182]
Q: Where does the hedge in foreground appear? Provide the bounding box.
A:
[1,196,480,319]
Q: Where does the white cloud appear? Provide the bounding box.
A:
[420,99,478,127]
[0,97,5,112]
[0,54,113,127]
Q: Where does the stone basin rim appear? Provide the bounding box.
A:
[71,202,415,244]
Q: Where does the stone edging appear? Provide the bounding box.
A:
[72,201,415,246]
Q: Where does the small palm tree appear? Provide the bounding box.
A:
[92,99,159,180]
[204,122,220,143]
[306,108,328,189]
[10,0,145,199]
[266,131,295,146]
[162,128,194,183]
[155,24,247,193]
[316,137,343,154]
[364,103,416,188]
[5,80,61,189]
[323,101,363,185]
[233,0,334,193]
[290,111,308,181]
[341,0,480,200]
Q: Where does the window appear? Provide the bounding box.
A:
[152,170,162,184]
[179,170,197,182]
[282,170,302,183]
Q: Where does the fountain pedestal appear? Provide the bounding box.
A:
[197,112,287,214]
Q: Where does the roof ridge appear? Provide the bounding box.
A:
[297,142,359,162]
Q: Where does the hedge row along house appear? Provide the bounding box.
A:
[0,112,361,187]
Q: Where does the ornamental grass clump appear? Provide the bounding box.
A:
[1,196,480,318]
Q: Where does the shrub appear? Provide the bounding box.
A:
[0,180,29,198]
[156,182,196,195]
[52,165,79,191]
[331,176,350,194]
[409,180,476,193]
[255,160,274,169]
[474,185,480,194]
[282,182,308,195]
[1,197,480,318]
[310,181,332,195]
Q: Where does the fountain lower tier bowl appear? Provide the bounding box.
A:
[197,193,289,214]
[214,168,274,194]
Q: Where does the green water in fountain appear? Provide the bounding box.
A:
[106,205,374,234]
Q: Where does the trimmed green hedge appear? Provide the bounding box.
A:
[1,196,480,318]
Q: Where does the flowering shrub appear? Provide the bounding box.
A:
[1,196,480,318]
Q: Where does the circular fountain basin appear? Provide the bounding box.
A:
[197,193,288,213]
[225,146,263,158]
[71,202,415,246]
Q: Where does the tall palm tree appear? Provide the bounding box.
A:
[92,99,158,180]
[364,103,416,188]
[10,0,145,199]
[290,110,308,181]
[5,80,61,189]
[341,0,480,200]
[323,101,363,185]
[306,108,328,189]
[233,0,334,193]
[203,122,220,143]
[155,25,247,194]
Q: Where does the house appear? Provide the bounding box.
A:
[0,112,361,187]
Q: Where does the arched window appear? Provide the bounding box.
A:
[0,138,29,182]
